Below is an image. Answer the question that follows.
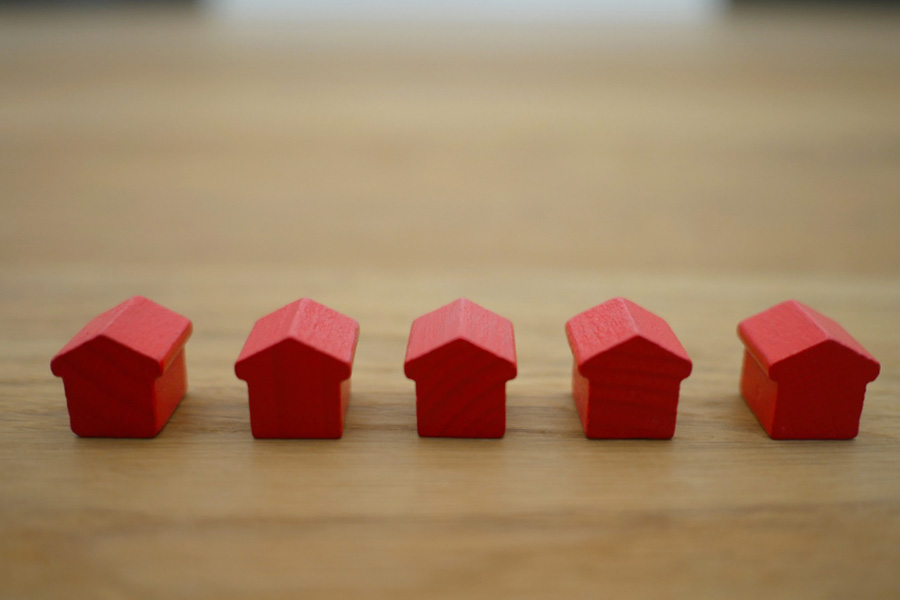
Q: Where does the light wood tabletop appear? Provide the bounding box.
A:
[1,7,899,599]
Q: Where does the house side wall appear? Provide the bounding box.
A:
[740,350,778,436]
[152,348,189,432]
[339,378,351,427]
[571,362,591,435]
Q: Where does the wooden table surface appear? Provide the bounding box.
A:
[1,8,899,599]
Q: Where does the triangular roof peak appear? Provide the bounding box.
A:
[565,298,691,378]
[738,300,879,381]
[404,298,516,379]
[50,296,192,380]
[235,298,359,380]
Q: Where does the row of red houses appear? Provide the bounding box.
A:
[50,296,880,441]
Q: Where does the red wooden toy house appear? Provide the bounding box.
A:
[235,298,359,439]
[738,300,880,439]
[50,296,193,438]
[404,298,517,438]
[565,298,692,439]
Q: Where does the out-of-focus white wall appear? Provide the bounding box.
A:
[207,0,724,24]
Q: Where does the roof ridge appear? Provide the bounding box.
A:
[288,298,309,343]
[792,301,833,344]
[456,298,474,339]
[95,296,144,338]
[619,298,641,340]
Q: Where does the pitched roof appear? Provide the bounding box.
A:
[565,297,691,378]
[404,298,516,379]
[738,300,880,381]
[50,296,192,379]
[235,298,359,380]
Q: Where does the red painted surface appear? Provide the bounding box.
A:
[235,299,359,439]
[50,296,192,438]
[404,298,517,438]
[737,300,880,439]
[565,298,692,439]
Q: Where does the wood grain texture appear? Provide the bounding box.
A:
[1,8,899,599]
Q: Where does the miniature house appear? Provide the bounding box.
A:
[565,298,692,439]
[50,296,193,438]
[234,298,360,439]
[737,300,880,439]
[404,298,517,438]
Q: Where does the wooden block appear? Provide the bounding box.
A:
[50,296,192,438]
[738,300,880,440]
[565,298,692,439]
[404,298,517,438]
[235,298,359,439]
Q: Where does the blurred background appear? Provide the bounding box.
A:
[0,0,898,277]
[2,3,899,598]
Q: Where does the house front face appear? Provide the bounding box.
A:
[740,345,874,440]
[573,338,688,439]
[242,341,349,439]
[412,339,514,438]
[53,339,189,438]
